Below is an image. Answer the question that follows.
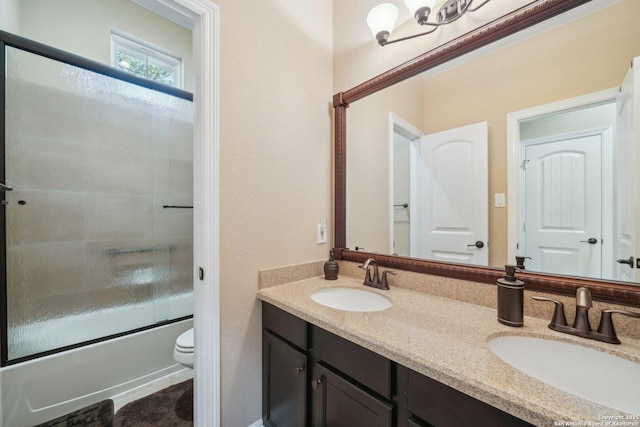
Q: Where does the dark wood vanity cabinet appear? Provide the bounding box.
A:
[262,302,533,427]
[310,326,395,427]
[262,303,309,427]
[405,369,534,427]
[311,363,393,427]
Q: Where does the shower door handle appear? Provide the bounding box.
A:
[0,182,13,192]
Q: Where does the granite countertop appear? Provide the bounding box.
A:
[257,275,640,426]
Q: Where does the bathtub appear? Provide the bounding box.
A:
[0,296,193,427]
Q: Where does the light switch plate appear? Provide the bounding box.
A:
[317,223,327,244]
[494,193,506,208]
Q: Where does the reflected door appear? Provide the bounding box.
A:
[615,56,640,282]
[523,134,602,277]
[417,122,488,265]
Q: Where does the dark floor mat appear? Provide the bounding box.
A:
[114,379,193,427]
[35,400,114,427]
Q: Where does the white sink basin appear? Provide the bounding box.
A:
[310,287,392,312]
[488,335,640,414]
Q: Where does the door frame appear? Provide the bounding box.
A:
[388,113,422,257]
[507,88,618,270]
[143,1,220,426]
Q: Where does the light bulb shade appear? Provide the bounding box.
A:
[367,3,399,38]
[404,0,436,23]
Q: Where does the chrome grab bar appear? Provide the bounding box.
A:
[106,244,176,257]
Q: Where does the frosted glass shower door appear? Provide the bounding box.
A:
[2,44,194,363]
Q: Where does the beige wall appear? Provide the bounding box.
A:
[347,76,423,252]
[12,0,193,91]
[217,0,332,424]
[333,0,531,93]
[0,0,20,34]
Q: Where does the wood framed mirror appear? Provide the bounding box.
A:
[333,0,640,307]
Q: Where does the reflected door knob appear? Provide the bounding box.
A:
[467,241,484,249]
[616,257,634,267]
[580,238,598,244]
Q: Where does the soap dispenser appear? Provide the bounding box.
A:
[324,250,339,280]
[497,265,524,327]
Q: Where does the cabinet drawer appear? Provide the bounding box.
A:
[407,370,533,427]
[263,303,307,349]
[312,326,392,399]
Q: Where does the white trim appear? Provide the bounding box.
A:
[506,87,618,267]
[144,1,220,426]
[247,420,264,427]
[389,114,423,257]
[131,0,196,29]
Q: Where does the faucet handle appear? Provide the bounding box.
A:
[532,296,568,327]
[596,309,640,344]
[380,270,397,290]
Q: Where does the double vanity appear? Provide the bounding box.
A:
[257,268,640,426]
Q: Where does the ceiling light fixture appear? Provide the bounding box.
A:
[367,0,491,46]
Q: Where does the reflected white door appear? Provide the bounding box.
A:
[615,57,640,282]
[418,122,488,265]
[523,134,602,277]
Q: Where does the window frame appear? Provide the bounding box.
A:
[110,30,183,89]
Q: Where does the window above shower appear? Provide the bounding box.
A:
[111,31,183,88]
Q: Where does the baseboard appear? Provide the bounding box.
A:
[247,419,264,427]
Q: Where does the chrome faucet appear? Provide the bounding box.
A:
[359,258,396,290]
[533,287,640,344]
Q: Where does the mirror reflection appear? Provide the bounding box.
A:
[346,0,640,283]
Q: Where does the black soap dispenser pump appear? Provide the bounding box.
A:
[497,265,524,327]
[324,250,339,280]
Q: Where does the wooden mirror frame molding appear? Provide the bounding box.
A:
[332,0,640,307]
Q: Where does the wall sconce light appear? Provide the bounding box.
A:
[367,0,490,46]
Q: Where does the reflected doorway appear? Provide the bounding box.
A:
[389,115,489,265]
[512,99,617,279]
[520,124,611,278]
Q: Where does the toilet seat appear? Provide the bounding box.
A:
[174,328,194,368]
[175,328,193,352]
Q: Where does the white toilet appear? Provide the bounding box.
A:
[173,328,194,369]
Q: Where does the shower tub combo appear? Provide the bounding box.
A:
[0,31,195,425]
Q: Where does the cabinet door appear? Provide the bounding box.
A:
[407,370,533,427]
[312,363,393,427]
[408,419,431,427]
[263,331,307,427]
